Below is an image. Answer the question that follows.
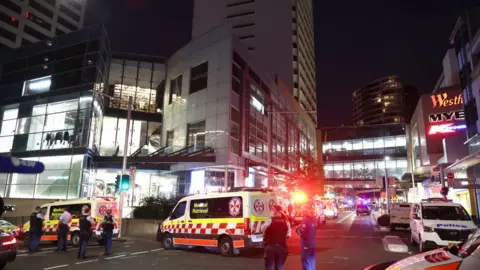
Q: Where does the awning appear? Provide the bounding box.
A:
[445,148,480,172]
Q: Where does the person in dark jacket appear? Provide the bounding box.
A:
[101,209,117,256]
[29,206,44,253]
[296,203,317,270]
[77,205,93,259]
[262,205,290,270]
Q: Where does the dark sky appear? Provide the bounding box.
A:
[85,0,466,127]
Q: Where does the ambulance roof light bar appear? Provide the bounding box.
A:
[422,198,453,203]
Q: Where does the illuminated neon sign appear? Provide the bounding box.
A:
[428,124,467,135]
[430,93,463,108]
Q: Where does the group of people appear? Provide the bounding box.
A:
[28,205,117,259]
[262,203,317,270]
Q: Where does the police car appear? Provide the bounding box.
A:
[157,187,277,256]
[410,198,477,252]
[364,228,480,270]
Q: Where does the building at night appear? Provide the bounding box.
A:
[352,75,419,126]
[1,0,86,50]
[160,24,315,194]
[0,26,108,209]
[319,124,408,190]
[191,0,317,125]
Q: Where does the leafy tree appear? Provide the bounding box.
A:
[286,158,324,196]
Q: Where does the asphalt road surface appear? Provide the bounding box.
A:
[6,212,416,270]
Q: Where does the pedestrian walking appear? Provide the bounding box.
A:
[29,206,44,253]
[56,206,72,252]
[102,209,117,256]
[262,205,290,270]
[296,203,317,270]
[77,205,93,259]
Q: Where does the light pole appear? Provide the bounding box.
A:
[384,156,390,215]
[90,90,132,237]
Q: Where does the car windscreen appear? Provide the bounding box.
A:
[422,205,471,221]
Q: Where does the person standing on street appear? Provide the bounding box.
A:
[29,206,44,253]
[56,206,72,252]
[78,205,93,259]
[102,209,117,256]
[262,205,290,270]
[296,203,317,270]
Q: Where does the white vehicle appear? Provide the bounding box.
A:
[157,187,277,256]
[389,203,411,231]
[314,200,326,225]
[410,199,477,252]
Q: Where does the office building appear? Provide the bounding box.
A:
[192,0,317,125]
[1,0,86,50]
[0,26,108,204]
[352,75,419,126]
[160,24,315,194]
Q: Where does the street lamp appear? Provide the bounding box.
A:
[91,90,132,237]
[384,156,390,215]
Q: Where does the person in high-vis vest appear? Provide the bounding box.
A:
[101,209,116,256]
[296,203,317,270]
[56,206,72,252]
[77,205,93,259]
[262,205,290,270]
[29,206,44,253]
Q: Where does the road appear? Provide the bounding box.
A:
[6,212,416,270]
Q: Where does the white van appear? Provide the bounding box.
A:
[389,203,411,231]
[157,188,277,256]
[410,199,477,252]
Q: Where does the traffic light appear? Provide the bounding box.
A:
[114,175,120,192]
[120,174,130,191]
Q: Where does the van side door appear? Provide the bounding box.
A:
[168,201,188,245]
[187,198,213,246]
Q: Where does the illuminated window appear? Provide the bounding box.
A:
[22,76,52,96]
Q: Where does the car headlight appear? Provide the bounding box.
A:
[423,226,434,232]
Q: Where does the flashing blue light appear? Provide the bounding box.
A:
[347,199,353,205]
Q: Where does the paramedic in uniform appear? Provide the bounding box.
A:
[56,206,72,251]
[296,203,317,270]
[262,205,291,270]
[29,206,44,253]
[78,205,94,259]
[102,209,117,256]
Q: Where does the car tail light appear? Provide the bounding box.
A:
[244,218,251,235]
[2,236,16,246]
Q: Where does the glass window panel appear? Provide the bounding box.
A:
[32,104,47,116]
[187,121,206,150]
[147,121,161,154]
[353,162,364,178]
[10,173,36,185]
[0,174,8,185]
[322,143,331,153]
[16,116,45,134]
[117,119,127,156]
[331,141,342,150]
[373,138,384,148]
[9,185,35,198]
[352,139,362,150]
[343,163,353,178]
[0,136,14,152]
[386,160,396,169]
[37,170,70,185]
[44,112,76,132]
[123,60,138,79]
[100,117,118,151]
[342,141,352,151]
[39,155,72,170]
[363,138,374,149]
[1,120,16,136]
[47,99,78,114]
[34,185,68,199]
[3,109,18,120]
[67,185,80,199]
[395,135,407,147]
[324,164,333,178]
[397,159,408,168]
[0,185,5,197]
[384,136,395,147]
[333,163,343,178]
[375,160,385,169]
[26,133,43,150]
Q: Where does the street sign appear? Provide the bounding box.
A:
[0,156,45,174]
[447,172,454,185]
[129,166,136,182]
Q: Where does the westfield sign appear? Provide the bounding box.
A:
[430,92,463,108]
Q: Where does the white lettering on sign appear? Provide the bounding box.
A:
[428,110,465,123]
[11,157,36,167]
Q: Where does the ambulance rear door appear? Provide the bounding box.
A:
[249,192,277,240]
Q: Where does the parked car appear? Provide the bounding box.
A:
[356,203,371,216]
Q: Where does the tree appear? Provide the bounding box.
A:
[286,158,324,196]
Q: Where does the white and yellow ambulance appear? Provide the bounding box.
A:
[157,187,277,256]
[22,196,119,246]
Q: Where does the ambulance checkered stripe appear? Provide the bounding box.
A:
[39,220,117,233]
[162,220,267,235]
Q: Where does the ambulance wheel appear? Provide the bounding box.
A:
[219,236,234,257]
[71,232,80,247]
[162,233,174,250]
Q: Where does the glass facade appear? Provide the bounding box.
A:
[99,116,161,156]
[108,58,165,113]
[323,135,407,157]
[324,158,408,180]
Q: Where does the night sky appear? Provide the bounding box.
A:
[84,0,466,127]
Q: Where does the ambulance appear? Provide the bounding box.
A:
[22,196,119,246]
[157,187,277,256]
[364,228,480,270]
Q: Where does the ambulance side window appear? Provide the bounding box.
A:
[50,205,67,220]
[190,199,213,219]
[211,197,243,218]
[40,207,47,216]
[171,201,187,220]
[69,204,89,219]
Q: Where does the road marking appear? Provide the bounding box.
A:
[337,212,355,223]
[339,235,357,238]
[124,245,130,248]
[105,254,126,260]
[75,259,98,265]
[17,254,29,257]
[364,236,382,239]
[334,256,349,260]
[150,248,164,252]
[44,265,69,270]
[131,251,149,255]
